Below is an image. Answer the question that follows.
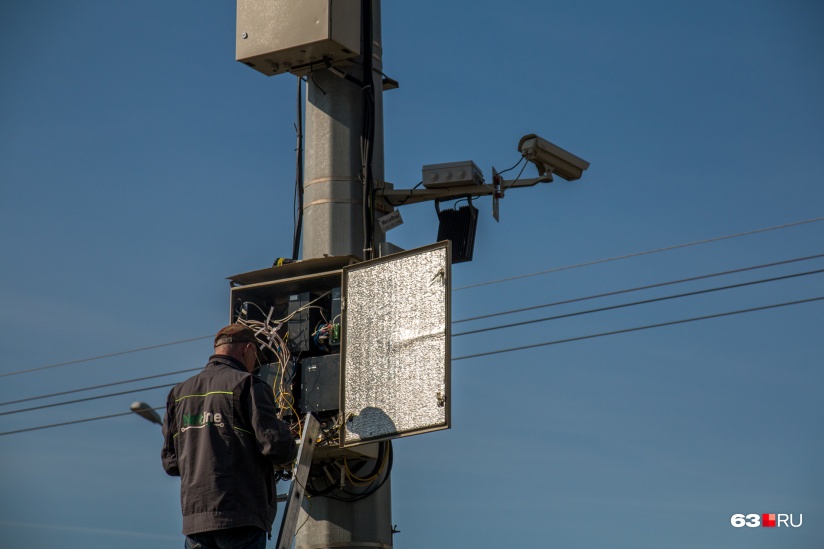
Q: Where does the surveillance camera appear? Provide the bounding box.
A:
[518,134,590,181]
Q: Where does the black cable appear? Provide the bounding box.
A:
[495,156,525,176]
[2,296,821,436]
[313,441,392,502]
[456,216,824,291]
[2,225,821,387]
[453,268,824,337]
[453,296,824,361]
[6,254,808,409]
[454,252,824,324]
[309,69,326,95]
[336,442,393,502]
[306,465,342,497]
[4,253,822,389]
[452,196,477,208]
[0,335,211,379]
[292,76,305,260]
[0,367,200,407]
[306,441,391,500]
[346,440,386,482]
[360,0,376,260]
[390,181,423,207]
[0,383,178,417]
[503,158,529,190]
[0,406,166,437]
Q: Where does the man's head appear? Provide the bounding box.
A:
[214,323,261,374]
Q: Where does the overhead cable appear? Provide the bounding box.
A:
[452,268,824,337]
[0,368,200,408]
[454,253,824,324]
[2,296,821,437]
[10,260,817,409]
[0,335,212,379]
[0,407,166,437]
[4,221,822,380]
[455,216,824,291]
[452,295,824,361]
[0,383,178,417]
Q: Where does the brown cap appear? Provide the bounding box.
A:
[214,323,259,348]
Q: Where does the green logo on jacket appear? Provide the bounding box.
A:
[181,410,225,432]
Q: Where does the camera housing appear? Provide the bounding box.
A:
[518,134,590,181]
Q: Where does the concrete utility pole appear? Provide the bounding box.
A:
[302,4,385,261]
[297,2,393,548]
[234,2,588,546]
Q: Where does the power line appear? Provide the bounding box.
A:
[0,383,178,417]
[10,257,813,412]
[455,216,824,291]
[452,295,824,361]
[3,220,821,380]
[0,335,212,379]
[0,407,166,437]
[452,268,824,337]
[0,368,200,408]
[2,295,821,437]
[454,253,824,324]
[5,266,816,417]
[4,252,822,404]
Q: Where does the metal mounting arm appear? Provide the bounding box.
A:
[377,175,554,208]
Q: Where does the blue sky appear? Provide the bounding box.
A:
[1,1,822,547]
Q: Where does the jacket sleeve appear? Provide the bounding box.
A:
[246,378,298,467]
[160,388,180,477]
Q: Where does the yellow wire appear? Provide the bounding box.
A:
[286,399,302,438]
[343,444,388,484]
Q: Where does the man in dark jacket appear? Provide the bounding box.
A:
[162,324,297,549]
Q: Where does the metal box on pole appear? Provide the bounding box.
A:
[227,241,452,449]
[236,0,362,77]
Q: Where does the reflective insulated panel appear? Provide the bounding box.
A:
[341,242,451,447]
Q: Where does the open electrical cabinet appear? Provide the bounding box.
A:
[227,241,452,450]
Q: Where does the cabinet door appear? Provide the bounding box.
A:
[341,241,451,447]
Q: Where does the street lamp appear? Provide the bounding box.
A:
[130,401,162,426]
